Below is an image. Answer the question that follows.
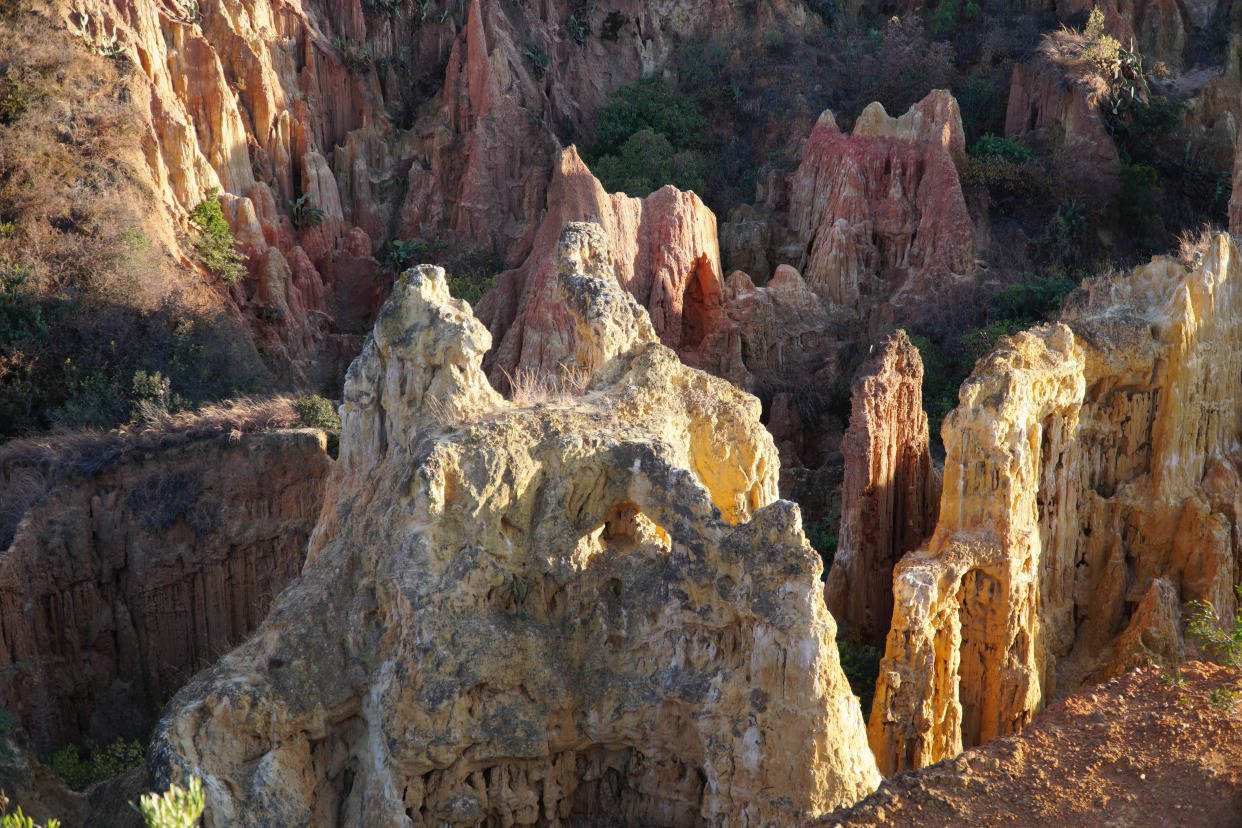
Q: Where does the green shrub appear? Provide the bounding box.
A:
[50,738,144,791]
[382,236,447,274]
[593,128,707,197]
[332,37,372,72]
[1187,586,1242,669]
[1118,162,1163,254]
[188,188,245,284]
[931,0,980,37]
[969,134,1032,163]
[524,41,550,78]
[838,640,882,717]
[90,738,145,780]
[1081,6,1122,75]
[952,77,1006,143]
[133,778,205,828]
[0,74,36,125]
[1040,198,1090,266]
[288,194,325,230]
[130,370,184,424]
[991,274,1076,325]
[565,0,594,47]
[293,394,340,433]
[958,154,1052,206]
[446,272,496,306]
[48,745,92,791]
[807,514,839,571]
[1209,687,1240,711]
[590,77,705,160]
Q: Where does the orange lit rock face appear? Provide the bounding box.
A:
[825,330,940,649]
[0,430,329,749]
[70,0,816,380]
[476,148,732,390]
[151,224,880,826]
[870,234,1242,775]
[788,92,975,332]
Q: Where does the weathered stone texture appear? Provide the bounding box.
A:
[825,331,940,649]
[476,148,733,390]
[0,430,330,749]
[788,91,975,330]
[870,234,1242,774]
[151,223,880,827]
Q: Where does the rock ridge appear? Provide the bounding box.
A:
[869,233,1242,774]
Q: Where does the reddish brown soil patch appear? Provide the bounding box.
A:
[819,662,1242,827]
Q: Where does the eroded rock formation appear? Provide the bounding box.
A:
[870,233,1242,775]
[151,223,879,826]
[787,91,975,331]
[0,429,330,749]
[824,331,940,648]
[476,147,736,389]
[68,0,816,377]
[1004,38,1122,200]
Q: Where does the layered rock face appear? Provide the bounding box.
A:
[151,223,879,827]
[476,148,736,389]
[787,91,975,332]
[824,331,940,648]
[69,0,814,376]
[0,429,329,749]
[869,233,1242,775]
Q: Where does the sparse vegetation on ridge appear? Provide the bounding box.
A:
[0,14,270,443]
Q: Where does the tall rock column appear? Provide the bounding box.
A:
[869,234,1242,776]
[825,331,940,648]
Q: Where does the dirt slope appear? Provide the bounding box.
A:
[820,662,1242,827]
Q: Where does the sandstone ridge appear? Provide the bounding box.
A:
[825,330,940,649]
[151,222,879,827]
[870,233,1242,774]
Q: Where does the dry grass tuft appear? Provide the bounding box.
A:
[1175,224,1222,270]
[1038,27,1113,105]
[505,364,591,407]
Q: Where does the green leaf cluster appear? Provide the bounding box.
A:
[588,79,708,197]
[188,188,245,284]
[134,778,205,828]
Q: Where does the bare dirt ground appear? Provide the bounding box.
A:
[818,662,1242,827]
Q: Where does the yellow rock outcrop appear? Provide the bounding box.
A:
[870,233,1242,774]
[151,222,879,826]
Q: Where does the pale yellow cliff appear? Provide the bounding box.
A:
[150,222,879,827]
[870,233,1242,774]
